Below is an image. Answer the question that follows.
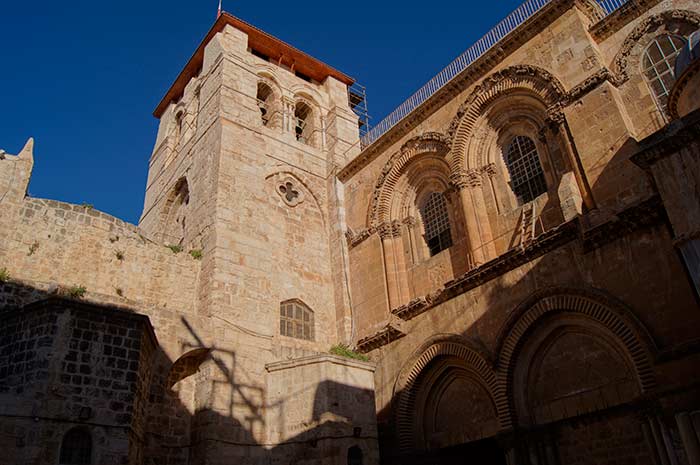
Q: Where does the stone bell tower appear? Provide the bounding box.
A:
[137,12,377,465]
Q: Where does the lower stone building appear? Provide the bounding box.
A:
[2,0,700,464]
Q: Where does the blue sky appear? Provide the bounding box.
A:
[1,0,524,223]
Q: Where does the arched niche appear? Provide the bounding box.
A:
[167,347,211,389]
[161,177,190,246]
[393,337,506,453]
[496,288,657,429]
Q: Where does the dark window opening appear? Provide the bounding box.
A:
[59,427,92,465]
[504,135,547,204]
[420,192,453,256]
[294,102,313,144]
[348,446,363,465]
[256,82,274,126]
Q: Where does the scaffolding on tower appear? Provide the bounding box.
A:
[348,83,371,140]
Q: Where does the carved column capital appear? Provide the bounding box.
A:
[481,163,498,178]
[403,216,417,228]
[450,169,482,190]
[378,220,403,239]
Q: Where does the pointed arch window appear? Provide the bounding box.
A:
[420,192,453,256]
[59,427,92,465]
[642,34,687,112]
[504,135,547,204]
[280,300,314,341]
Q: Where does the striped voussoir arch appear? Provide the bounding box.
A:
[447,64,567,173]
[393,339,507,452]
[366,132,452,228]
[496,288,658,428]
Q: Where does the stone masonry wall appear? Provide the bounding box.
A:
[0,298,156,465]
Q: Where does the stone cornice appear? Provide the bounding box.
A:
[359,196,667,351]
[356,322,406,353]
[631,109,700,170]
[589,0,663,41]
[338,0,665,182]
[338,0,578,182]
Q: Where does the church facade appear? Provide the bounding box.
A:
[1,0,700,464]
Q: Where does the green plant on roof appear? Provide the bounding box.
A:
[330,344,369,362]
[0,267,10,283]
[68,285,87,299]
[189,249,203,260]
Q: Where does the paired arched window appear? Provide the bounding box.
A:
[420,192,453,256]
[642,34,687,112]
[59,427,91,465]
[504,135,547,204]
[256,82,274,126]
[295,102,313,144]
[280,300,314,341]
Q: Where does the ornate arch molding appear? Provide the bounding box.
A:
[496,288,658,427]
[447,65,566,172]
[393,336,507,451]
[367,132,451,228]
[613,10,700,83]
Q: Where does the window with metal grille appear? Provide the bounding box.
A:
[257,82,274,126]
[420,192,453,256]
[280,300,314,341]
[59,427,91,465]
[642,35,687,112]
[504,136,547,204]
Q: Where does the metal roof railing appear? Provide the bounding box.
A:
[360,0,630,149]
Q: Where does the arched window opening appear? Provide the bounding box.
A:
[504,136,547,204]
[163,177,190,245]
[59,427,91,465]
[294,102,313,145]
[420,192,453,256]
[174,109,185,142]
[348,446,363,465]
[280,300,314,341]
[256,82,274,126]
[643,34,687,112]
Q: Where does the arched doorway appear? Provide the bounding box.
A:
[394,340,507,464]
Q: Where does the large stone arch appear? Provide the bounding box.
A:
[448,64,566,173]
[367,132,451,228]
[392,336,506,452]
[612,10,700,83]
[495,288,657,429]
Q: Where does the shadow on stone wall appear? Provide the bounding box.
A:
[374,146,700,465]
[0,280,377,465]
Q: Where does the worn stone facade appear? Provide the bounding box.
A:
[1,1,700,464]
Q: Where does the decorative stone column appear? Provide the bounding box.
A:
[451,170,495,266]
[547,111,596,210]
[379,221,409,310]
[282,96,295,134]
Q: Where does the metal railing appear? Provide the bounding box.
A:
[360,0,630,149]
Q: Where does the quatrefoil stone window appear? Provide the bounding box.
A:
[276,177,304,207]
